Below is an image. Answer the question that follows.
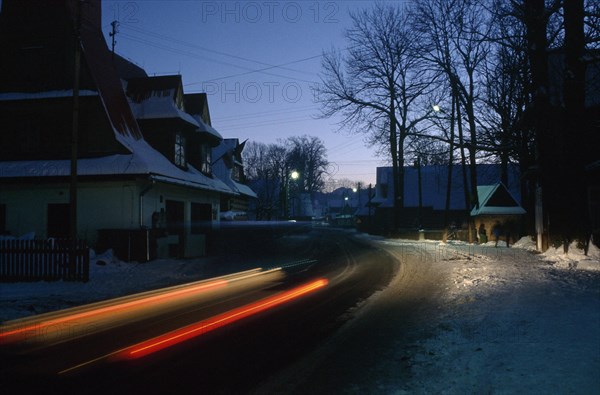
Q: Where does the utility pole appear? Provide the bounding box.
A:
[70,0,82,279]
[109,20,119,60]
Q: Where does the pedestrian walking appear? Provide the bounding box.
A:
[492,221,502,247]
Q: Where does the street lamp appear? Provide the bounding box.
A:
[432,104,441,112]
[286,170,300,219]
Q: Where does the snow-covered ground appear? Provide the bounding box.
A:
[396,238,600,394]
[258,235,600,394]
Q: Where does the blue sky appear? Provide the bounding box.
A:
[101,1,388,186]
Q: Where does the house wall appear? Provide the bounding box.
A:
[0,181,138,243]
[140,182,220,258]
[0,179,221,259]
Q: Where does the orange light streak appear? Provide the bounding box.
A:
[120,278,329,359]
[0,279,228,342]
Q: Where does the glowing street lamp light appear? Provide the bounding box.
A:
[432,104,441,112]
[286,170,300,219]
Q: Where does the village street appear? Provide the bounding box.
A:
[0,227,397,394]
[1,228,599,394]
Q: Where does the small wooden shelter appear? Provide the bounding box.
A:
[471,183,526,244]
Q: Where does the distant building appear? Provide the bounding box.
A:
[368,164,522,234]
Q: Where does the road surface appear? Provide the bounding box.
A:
[1,227,398,394]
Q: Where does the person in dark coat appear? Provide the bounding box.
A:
[478,223,487,244]
[492,221,502,247]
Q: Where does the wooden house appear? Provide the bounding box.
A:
[0,0,247,261]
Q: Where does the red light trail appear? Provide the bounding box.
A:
[119,278,329,359]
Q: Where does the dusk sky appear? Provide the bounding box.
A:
[101,1,389,187]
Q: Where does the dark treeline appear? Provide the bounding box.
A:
[244,136,329,220]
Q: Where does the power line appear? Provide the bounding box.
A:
[119,33,319,84]
[121,24,318,77]
[217,114,316,130]
[116,29,321,84]
[195,55,322,84]
[215,105,318,122]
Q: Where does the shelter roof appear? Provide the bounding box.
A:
[470,183,526,216]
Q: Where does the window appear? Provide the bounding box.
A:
[174,133,186,167]
[191,203,212,234]
[200,144,212,175]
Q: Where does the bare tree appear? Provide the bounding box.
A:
[285,135,329,196]
[317,3,434,228]
[479,2,538,224]
[413,0,494,214]
[585,0,600,49]
[244,136,329,219]
[244,142,283,220]
[324,177,363,193]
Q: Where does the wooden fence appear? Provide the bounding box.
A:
[0,239,90,282]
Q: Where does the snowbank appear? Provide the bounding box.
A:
[541,241,600,271]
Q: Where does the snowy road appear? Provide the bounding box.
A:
[1,231,599,394]
[0,228,397,394]
[257,237,600,394]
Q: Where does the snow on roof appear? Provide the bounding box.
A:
[191,114,222,140]
[212,138,237,162]
[212,163,257,198]
[374,164,522,211]
[0,134,233,194]
[232,180,258,198]
[211,144,257,198]
[128,93,200,128]
[112,132,232,193]
[470,183,526,216]
[0,90,99,101]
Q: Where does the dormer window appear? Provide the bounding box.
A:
[174,133,186,167]
[200,144,212,175]
[232,165,241,182]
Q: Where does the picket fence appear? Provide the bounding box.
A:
[0,239,89,282]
